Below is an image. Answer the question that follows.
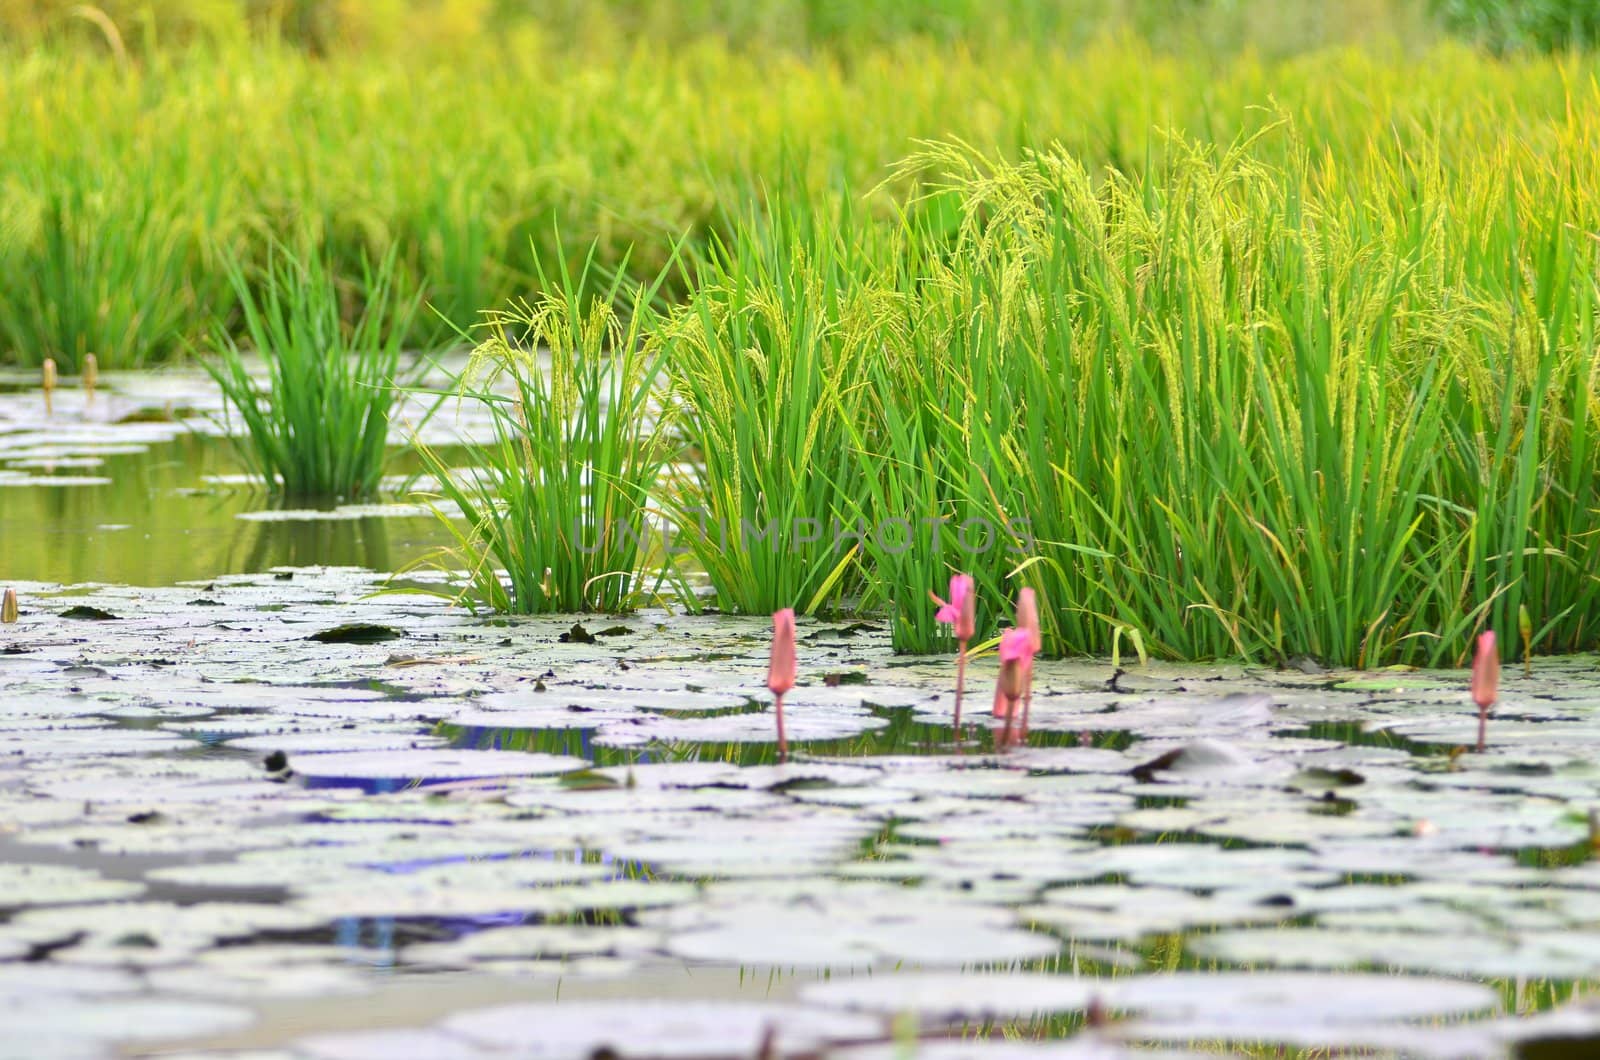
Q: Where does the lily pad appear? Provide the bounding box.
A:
[800,972,1099,1021]
[440,1000,883,1058]
[292,749,589,786]
[307,624,404,644]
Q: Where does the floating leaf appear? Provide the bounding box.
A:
[307,624,403,644]
[440,1001,882,1058]
[59,605,120,621]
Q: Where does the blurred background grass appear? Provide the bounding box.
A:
[0,0,1589,368]
[0,1,1437,57]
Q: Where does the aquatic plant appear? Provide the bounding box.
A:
[768,607,797,761]
[995,627,1037,749]
[81,353,97,404]
[0,159,230,369]
[415,247,676,614]
[835,130,1600,667]
[658,198,888,615]
[205,245,417,499]
[1472,631,1500,752]
[8,12,1600,668]
[0,12,1518,367]
[1015,587,1042,729]
[932,573,976,729]
[40,357,55,415]
[1519,604,1533,677]
[412,121,1600,667]
[2,588,17,624]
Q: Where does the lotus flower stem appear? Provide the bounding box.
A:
[83,353,98,404]
[996,627,1035,751]
[953,641,967,730]
[933,574,976,736]
[1016,588,1041,737]
[1000,691,1019,749]
[769,608,796,763]
[773,692,787,761]
[1,588,17,625]
[1471,630,1499,754]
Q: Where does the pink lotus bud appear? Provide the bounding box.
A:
[952,574,976,641]
[1016,587,1041,653]
[1471,630,1499,710]
[767,608,796,697]
[934,574,976,641]
[998,627,1035,702]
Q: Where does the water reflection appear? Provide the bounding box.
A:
[236,514,395,575]
[0,433,456,585]
[444,708,1137,768]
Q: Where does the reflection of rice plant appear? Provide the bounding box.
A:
[415,248,677,614]
[206,245,418,500]
[438,706,1115,767]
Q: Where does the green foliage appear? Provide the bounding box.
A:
[415,248,677,614]
[657,126,1600,666]
[0,160,230,371]
[825,133,1600,666]
[1431,0,1600,52]
[206,245,418,499]
[656,199,887,616]
[10,2,1600,666]
[0,4,1454,368]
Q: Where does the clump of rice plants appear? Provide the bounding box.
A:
[415,248,676,614]
[206,244,418,499]
[0,165,227,370]
[853,131,1600,667]
[7,17,1525,369]
[838,188,1056,652]
[657,198,895,616]
[840,325,1033,653]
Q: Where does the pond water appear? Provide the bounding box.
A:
[3,369,1600,1059]
[0,432,465,587]
[0,367,466,588]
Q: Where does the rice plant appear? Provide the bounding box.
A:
[205,244,418,499]
[0,8,1538,367]
[656,196,892,616]
[0,162,229,370]
[841,132,1600,666]
[413,246,677,614]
